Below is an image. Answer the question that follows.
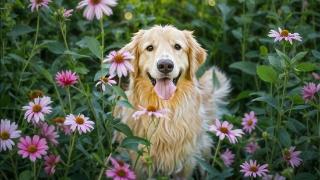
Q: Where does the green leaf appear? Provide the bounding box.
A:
[74,66,89,75]
[251,93,277,109]
[112,86,128,99]
[42,40,65,54]
[229,61,257,75]
[117,99,134,109]
[256,65,278,83]
[275,49,290,61]
[268,55,282,70]
[291,51,308,64]
[295,62,317,72]
[83,36,101,58]
[94,69,109,81]
[311,50,320,59]
[120,136,150,151]
[259,45,268,57]
[113,121,133,137]
[279,128,291,147]
[293,173,317,180]
[7,25,34,37]
[19,170,32,180]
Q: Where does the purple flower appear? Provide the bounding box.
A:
[241,111,258,134]
[77,0,117,20]
[209,119,244,144]
[106,157,136,180]
[283,146,302,168]
[240,160,269,178]
[39,123,59,146]
[220,149,235,167]
[245,141,260,154]
[302,82,320,102]
[103,50,134,78]
[263,173,286,180]
[268,27,302,44]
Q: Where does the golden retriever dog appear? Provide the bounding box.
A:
[115,25,230,178]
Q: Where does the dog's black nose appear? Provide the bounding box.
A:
[157,59,174,74]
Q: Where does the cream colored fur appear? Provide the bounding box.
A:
[115,25,230,178]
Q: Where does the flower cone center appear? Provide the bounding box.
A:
[280,30,289,37]
[90,0,101,5]
[114,54,125,64]
[219,127,229,134]
[283,150,291,160]
[53,117,65,124]
[0,131,10,140]
[36,0,43,4]
[146,105,157,112]
[75,117,84,125]
[27,145,37,153]
[249,165,258,172]
[247,119,253,126]
[32,104,42,113]
[116,169,127,177]
[29,90,44,100]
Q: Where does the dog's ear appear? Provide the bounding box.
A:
[184,30,207,80]
[120,30,145,78]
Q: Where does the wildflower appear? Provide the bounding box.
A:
[63,8,73,18]
[283,147,302,168]
[44,154,60,175]
[132,105,169,120]
[240,160,269,178]
[29,0,51,12]
[29,90,44,100]
[22,96,52,124]
[106,157,136,180]
[77,0,117,20]
[302,82,320,102]
[0,119,21,151]
[103,51,134,78]
[312,72,320,80]
[40,123,59,146]
[17,135,48,162]
[220,149,235,167]
[55,70,78,87]
[52,117,72,135]
[268,27,302,44]
[64,114,94,134]
[209,119,244,144]
[262,173,286,180]
[245,141,260,154]
[242,111,257,134]
[95,75,117,92]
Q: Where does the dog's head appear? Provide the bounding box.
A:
[122,25,207,100]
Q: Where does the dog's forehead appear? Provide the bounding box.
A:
[141,26,187,44]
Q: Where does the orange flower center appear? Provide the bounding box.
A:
[29,90,44,100]
[36,0,43,4]
[90,0,101,5]
[27,145,37,153]
[146,105,157,112]
[101,77,109,83]
[116,169,127,177]
[283,150,291,161]
[114,53,125,64]
[32,104,42,113]
[75,116,84,125]
[219,127,229,134]
[249,165,258,172]
[247,119,253,126]
[280,29,289,37]
[53,117,65,124]
[0,131,10,140]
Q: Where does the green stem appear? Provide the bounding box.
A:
[212,139,221,167]
[97,153,112,180]
[10,155,18,180]
[100,18,105,65]
[17,12,40,89]
[64,133,77,178]
[67,86,72,113]
[33,162,36,180]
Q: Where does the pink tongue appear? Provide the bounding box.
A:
[154,78,177,100]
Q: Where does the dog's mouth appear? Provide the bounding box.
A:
[147,71,182,100]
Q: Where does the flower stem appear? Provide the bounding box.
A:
[64,133,77,178]
[97,153,112,180]
[100,18,105,65]
[212,139,221,167]
[67,86,72,113]
[33,162,36,180]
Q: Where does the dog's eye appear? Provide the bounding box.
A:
[174,44,181,50]
[146,45,153,52]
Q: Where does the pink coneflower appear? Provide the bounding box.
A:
[241,111,258,134]
[103,51,134,78]
[64,114,94,134]
[22,96,52,124]
[0,119,21,151]
[262,173,286,180]
[52,117,72,135]
[209,119,244,144]
[283,146,302,168]
[245,141,260,154]
[17,135,48,161]
[220,149,235,167]
[77,0,117,20]
[63,8,73,18]
[132,105,169,120]
[302,82,320,102]
[44,154,60,175]
[29,0,51,12]
[28,89,44,100]
[106,157,136,180]
[240,160,269,178]
[95,75,117,92]
[40,123,59,146]
[55,70,78,87]
[268,27,302,44]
